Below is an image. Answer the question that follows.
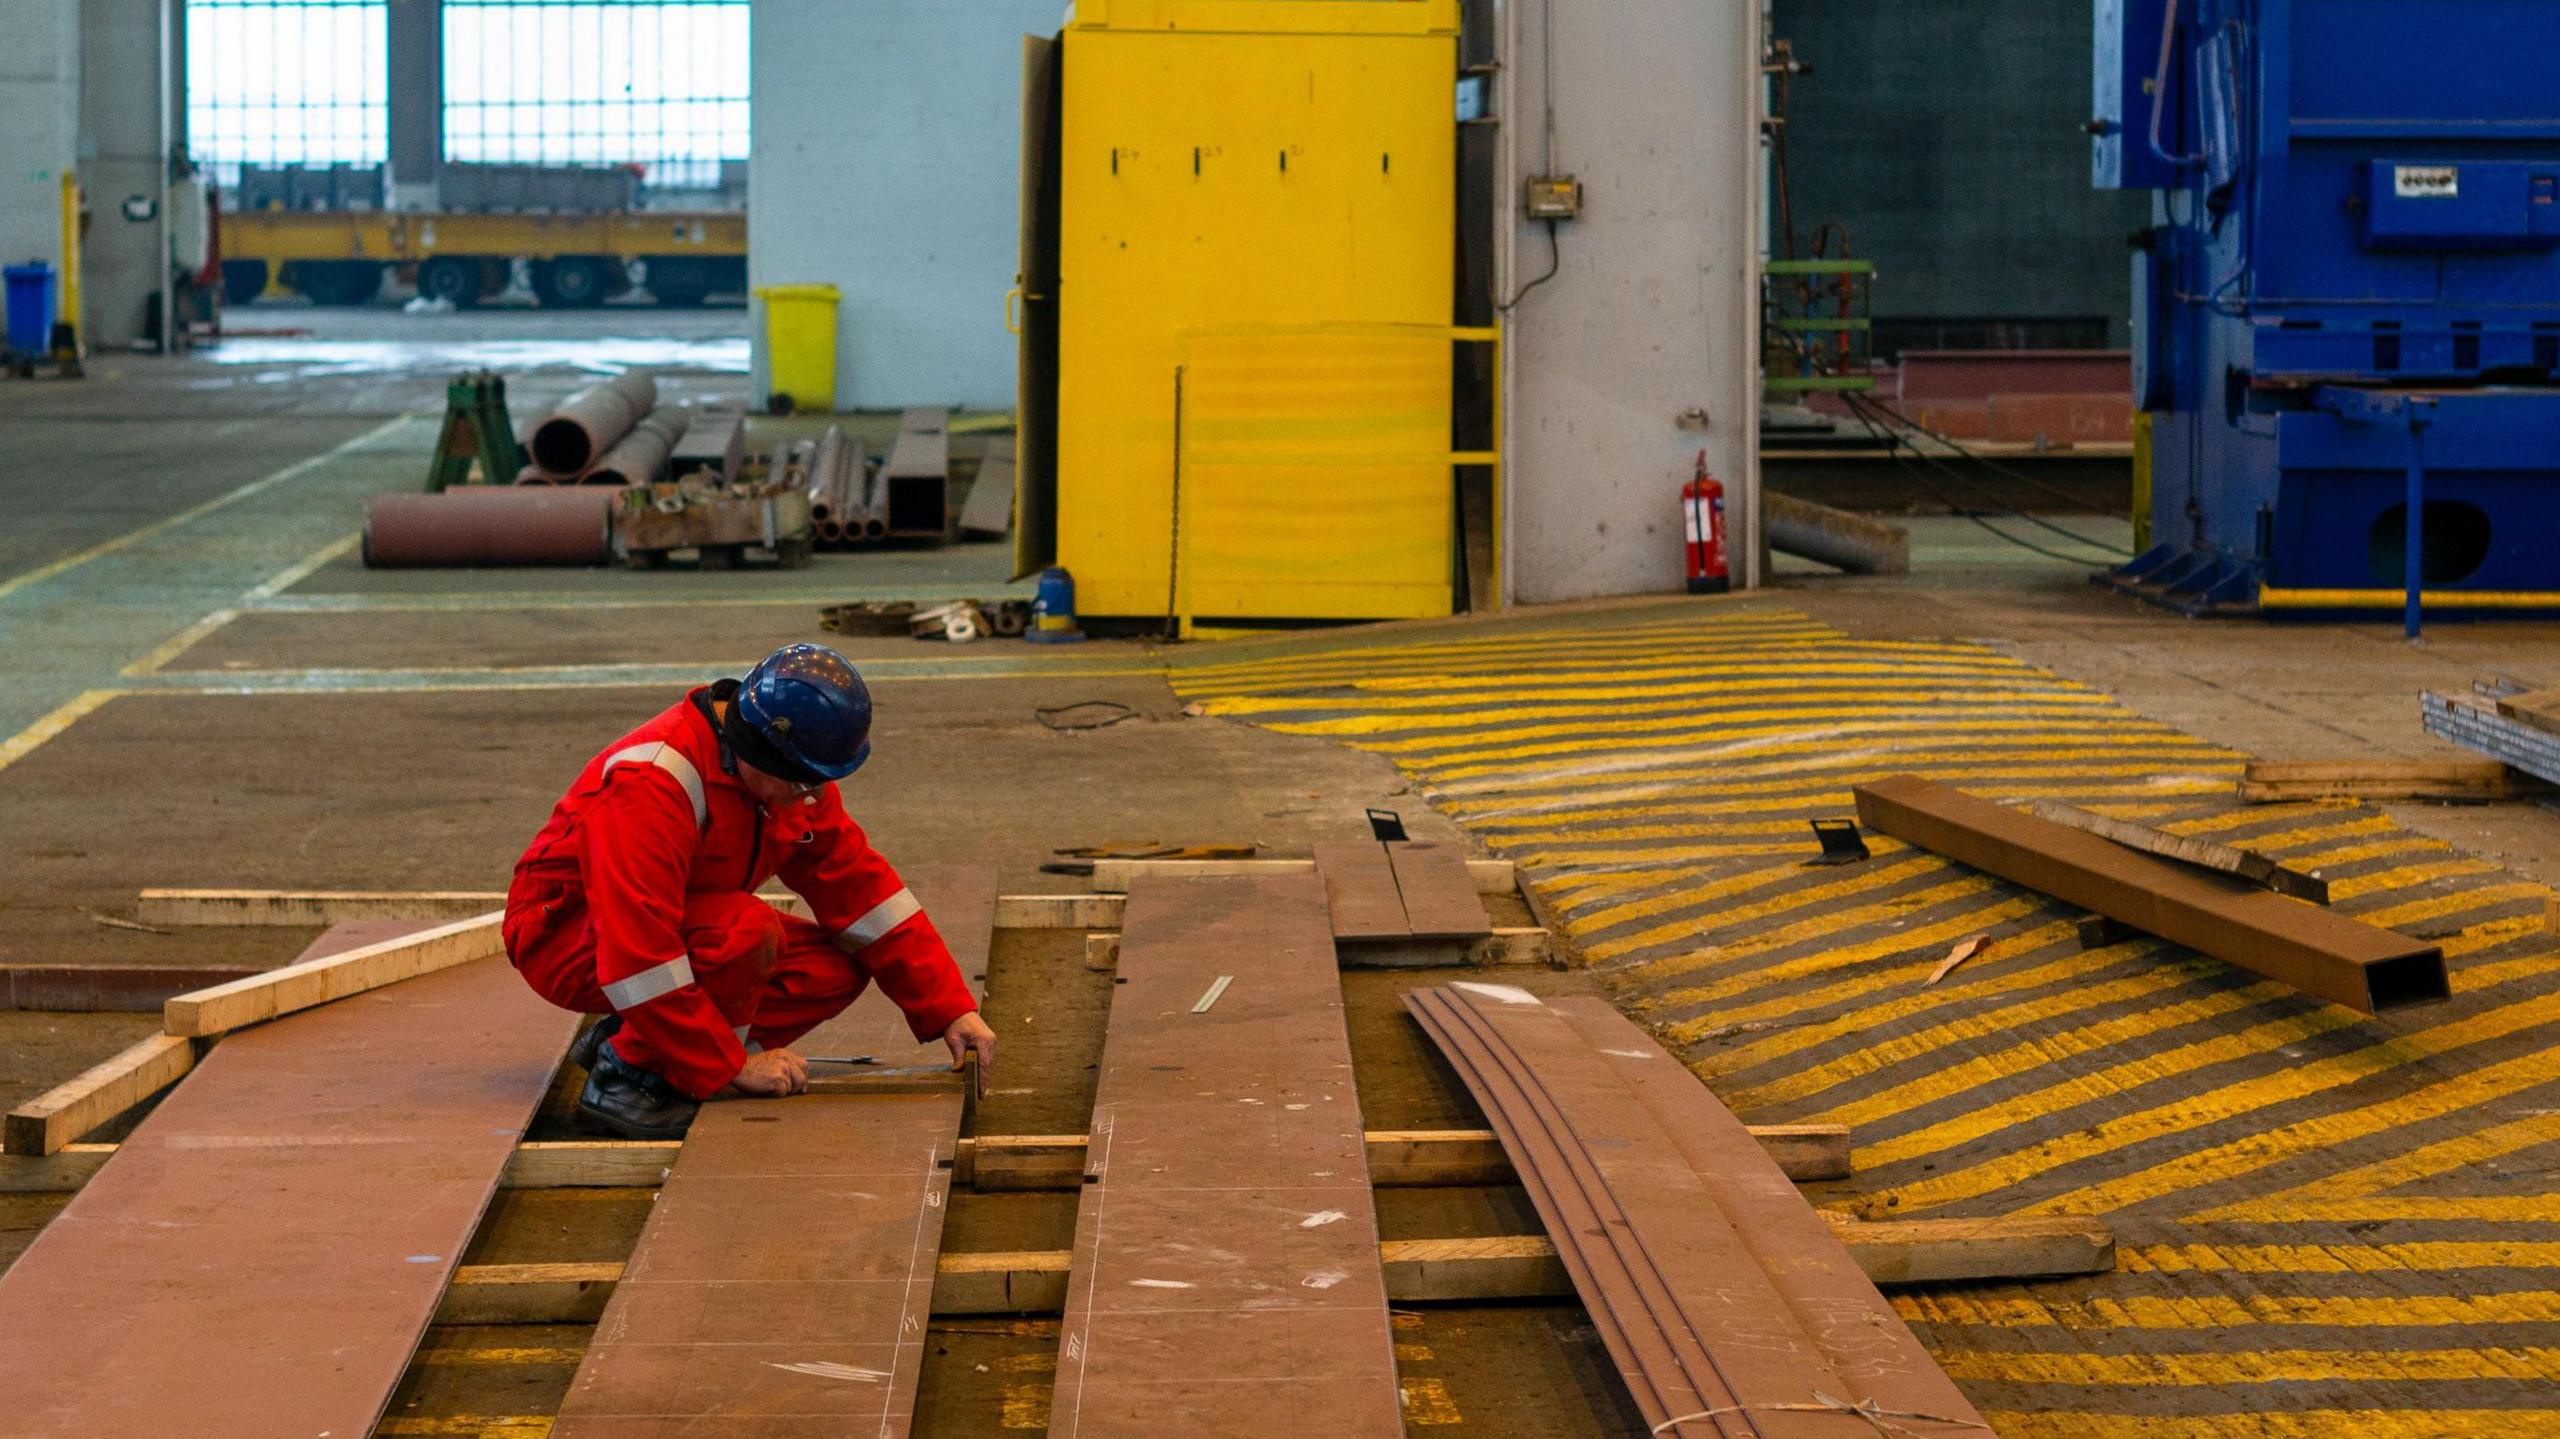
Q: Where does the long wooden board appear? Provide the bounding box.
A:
[165,910,505,1036]
[1047,873,1402,1436]
[550,868,993,1438]
[3,1034,196,1156]
[0,948,575,1437]
[2237,758,2520,802]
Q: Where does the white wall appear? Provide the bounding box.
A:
[750,0,1063,412]
[0,0,81,275]
[1498,0,1763,602]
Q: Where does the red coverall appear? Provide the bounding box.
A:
[504,687,978,1098]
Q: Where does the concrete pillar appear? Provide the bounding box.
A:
[0,0,82,274]
[1498,0,1765,602]
[387,0,442,209]
[78,0,174,350]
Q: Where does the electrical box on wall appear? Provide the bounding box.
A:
[1524,175,1581,220]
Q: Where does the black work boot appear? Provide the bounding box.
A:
[567,1013,623,1071]
[576,1042,700,1140]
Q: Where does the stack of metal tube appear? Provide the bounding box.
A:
[368,370,693,567]
[805,425,888,549]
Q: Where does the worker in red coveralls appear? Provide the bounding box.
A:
[505,642,996,1139]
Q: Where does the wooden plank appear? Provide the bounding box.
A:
[136,888,503,927]
[1823,1213,2117,1285]
[2238,758,2521,802]
[548,867,992,1437]
[0,952,576,1435]
[1311,839,1410,940]
[0,964,264,1012]
[3,1035,197,1156]
[2024,799,2330,903]
[143,887,1118,932]
[164,911,506,1037]
[995,892,1124,929]
[1335,928,1551,970]
[452,1214,2118,1326]
[1088,856,1515,895]
[11,1123,1853,1197]
[1048,873,1403,1434]
[1385,841,1493,940]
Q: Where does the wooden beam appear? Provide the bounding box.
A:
[436,1214,2113,1326]
[4,1034,198,1156]
[501,1140,678,1189]
[993,893,1124,929]
[163,912,505,1037]
[1087,856,1515,895]
[141,888,1127,932]
[136,889,504,927]
[2238,758,2522,803]
[1823,1212,2117,1285]
[2023,799,2329,903]
[9,1124,1854,1194]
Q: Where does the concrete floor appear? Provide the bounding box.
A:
[9,318,2560,1433]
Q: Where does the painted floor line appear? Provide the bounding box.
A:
[0,690,119,777]
[0,415,416,606]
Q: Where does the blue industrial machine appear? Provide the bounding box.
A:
[2093,0,2560,632]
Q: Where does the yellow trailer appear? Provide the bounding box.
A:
[220,208,748,309]
[1018,0,1465,626]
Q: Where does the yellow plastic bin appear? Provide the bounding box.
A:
[755,283,841,413]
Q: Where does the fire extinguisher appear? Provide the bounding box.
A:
[1683,451,1729,595]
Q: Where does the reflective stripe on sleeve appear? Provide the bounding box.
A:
[836,887,923,950]
[601,953,696,1011]
[601,742,709,830]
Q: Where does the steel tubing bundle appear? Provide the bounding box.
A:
[363,487,614,567]
[1404,984,1987,1437]
[527,372,657,476]
[586,404,693,488]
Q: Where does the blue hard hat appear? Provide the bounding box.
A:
[730,643,873,782]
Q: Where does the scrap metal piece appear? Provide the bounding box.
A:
[1855,775,2448,1013]
[1403,984,1988,1436]
[2023,798,2329,904]
[1806,817,1870,866]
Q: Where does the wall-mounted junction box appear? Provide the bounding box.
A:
[1524,175,1581,219]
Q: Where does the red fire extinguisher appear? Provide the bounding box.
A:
[1683,451,1729,595]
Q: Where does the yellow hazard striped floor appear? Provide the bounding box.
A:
[1170,602,2560,1433]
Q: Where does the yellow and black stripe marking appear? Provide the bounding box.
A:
[1172,603,2560,1434]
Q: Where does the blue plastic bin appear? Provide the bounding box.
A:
[4,264,56,358]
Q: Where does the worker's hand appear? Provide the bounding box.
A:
[943,1011,997,1077]
[720,1047,809,1099]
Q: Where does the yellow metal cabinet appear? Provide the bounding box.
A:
[1049,0,1459,622]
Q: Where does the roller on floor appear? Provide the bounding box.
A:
[1765,489,1910,575]
[363,487,615,567]
[527,372,657,477]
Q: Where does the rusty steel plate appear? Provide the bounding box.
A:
[1048,872,1403,1437]
[0,940,576,1438]
[552,867,993,1438]
[1406,982,1988,1437]
[1854,774,2448,1013]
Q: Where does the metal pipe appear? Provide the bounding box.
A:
[586,404,692,488]
[363,488,614,568]
[1763,491,1909,575]
[808,426,847,520]
[528,372,657,476]
[2403,406,2434,641]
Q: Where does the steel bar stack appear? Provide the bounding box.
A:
[2422,681,2560,787]
[1405,983,1988,1437]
